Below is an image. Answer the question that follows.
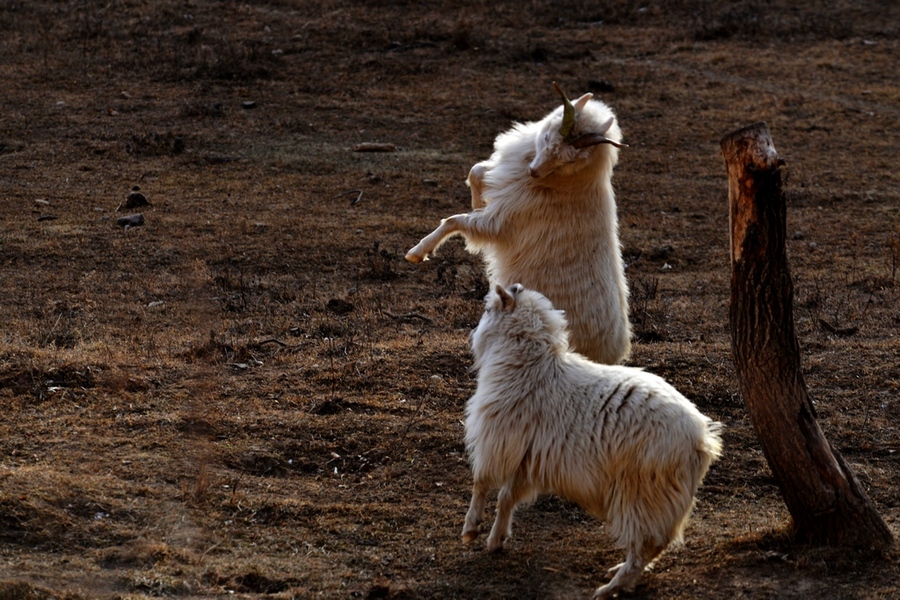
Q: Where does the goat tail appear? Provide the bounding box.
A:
[693,420,723,493]
[701,420,724,465]
[664,420,724,548]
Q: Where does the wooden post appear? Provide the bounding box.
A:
[722,122,893,549]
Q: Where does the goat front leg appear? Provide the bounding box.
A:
[405,211,494,263]
[461,480,490,543]
[467,162,489,210]
[405,215,464,263]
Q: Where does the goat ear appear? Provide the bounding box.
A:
[597,116,615,135]
[495,284,517,311]
[573,93,593,111]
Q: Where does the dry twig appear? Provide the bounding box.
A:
[382,310,433,324]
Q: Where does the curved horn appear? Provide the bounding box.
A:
[553,81,575,139]
[569,133,628,149]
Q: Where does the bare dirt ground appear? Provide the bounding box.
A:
[1,1,898,598]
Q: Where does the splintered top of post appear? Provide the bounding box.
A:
[720,122,781,171]
[721,122,784,265]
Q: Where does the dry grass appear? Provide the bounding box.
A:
[1,1,898,598]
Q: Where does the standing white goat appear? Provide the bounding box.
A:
[407,83,631,364]
[463,283,722,599]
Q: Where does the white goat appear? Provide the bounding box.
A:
[463,283,722,599]
[407,83,631,364]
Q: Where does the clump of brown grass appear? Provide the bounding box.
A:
[630,276,671,343]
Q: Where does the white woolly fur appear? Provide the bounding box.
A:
[462,284,722,599]
[407,90,631,364]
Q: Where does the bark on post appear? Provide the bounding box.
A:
[722,122,893,549]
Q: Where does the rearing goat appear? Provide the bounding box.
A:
[406,83,631,364]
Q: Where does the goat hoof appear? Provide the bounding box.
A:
[592,585,614,599]
[405,251,425,264]
[485,537,505,553]
[461,530,479,543]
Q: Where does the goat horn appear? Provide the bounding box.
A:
[569,133,628,149]
[553,81,575,139]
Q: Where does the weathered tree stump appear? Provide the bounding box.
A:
[722,122,893,549]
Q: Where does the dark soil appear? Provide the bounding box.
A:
[0,1,898,598]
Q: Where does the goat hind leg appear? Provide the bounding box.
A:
[485,479,530,552]
[604,562,625,578]
[593,540,665,599]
